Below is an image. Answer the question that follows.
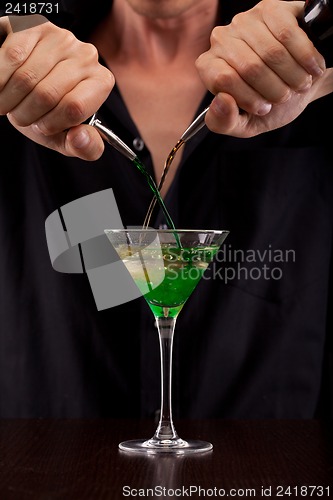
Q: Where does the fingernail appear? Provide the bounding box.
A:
[72,130,90,149]
[298,75,312,92]
[257,103,272,116]
[31,123,47,136]
[309,57,325,77]
[212,94,229,116]
[33,121,49,135]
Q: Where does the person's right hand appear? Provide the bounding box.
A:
[0,15,114,160]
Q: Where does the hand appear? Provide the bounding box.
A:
[195,0,332,137]
[0,15,114,159]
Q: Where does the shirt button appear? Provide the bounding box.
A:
[133,137,145,151]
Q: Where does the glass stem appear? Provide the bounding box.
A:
[153,315,179,442]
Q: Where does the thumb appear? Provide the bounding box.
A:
[7,113,105,160]
[64,124,105,160]
[205,93,244,135]
[206,93,258,138]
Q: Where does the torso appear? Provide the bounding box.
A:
[105,60,207,196]
[89,0,219,197]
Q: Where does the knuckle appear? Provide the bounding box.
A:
[12,68,39,93]
[238,61,262,85]
[57,28,80,52]
[5,44,27,66]
[34,84,60,109]
[262,0,279,10]
[264,44,287,65]
[211,69,235,94]
[231,11,247,29]
[276,26,294,45]
[62,28,77,45]
[64,98,86,123]
[101,67,115,91]
[83,42,99,61]
[209,26,223,47]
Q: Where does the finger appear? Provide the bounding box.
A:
[196,52,272,115]
[8,114,105,160]
[65,124,105,160]
[6,58,90,125]
[262,0,326,75]
[212,34,293,104]
[29,75,114,135]
[205,92,252,136]
[0,38,71,117]
[229,15,314,93]
[0,17,47,91]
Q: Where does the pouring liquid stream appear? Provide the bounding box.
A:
[142,138,185,229]
[89,107,208,247]
[132,157,177,233]
[142,106,209,229]
[89,114,177,233]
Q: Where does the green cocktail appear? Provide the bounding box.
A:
[105,229,229,453]
[120,244,220,318]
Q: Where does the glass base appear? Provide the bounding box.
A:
[119,437,213,454]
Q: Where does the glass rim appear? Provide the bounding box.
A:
[104,228,229,234]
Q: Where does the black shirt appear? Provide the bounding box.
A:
[0,1,332,418]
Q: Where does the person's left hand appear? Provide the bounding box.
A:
[195,0,333,138]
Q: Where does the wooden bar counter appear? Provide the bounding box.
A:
[0,419,332,499]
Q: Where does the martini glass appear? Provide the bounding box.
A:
[104,228,229,453]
